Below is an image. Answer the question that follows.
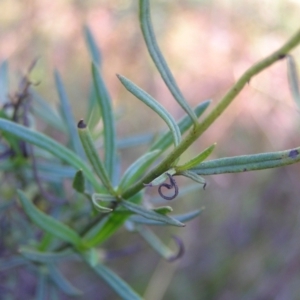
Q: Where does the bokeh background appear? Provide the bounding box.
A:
[1,0,300,299]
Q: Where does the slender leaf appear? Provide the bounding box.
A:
[139,0,197,124]
[120,200,185,227]
[0,60,9,105]
[92,63,116,179]
[48,265,82,296]
[287,55,300,107]
[89,263,143,300]
[117,74,181,147]
[72,170,85,193]
[138,226,174,259]
[0,118,102,190]
[176,143,216,171]
[92,193,115,213]
[149,100,211,151]
[129,208,204,225]
[191,148,300,175]
[116,133,154,149]
[179,170,206,185]
[152,206,173,215]
[0,256,27,271]
[54,70,85,159]
[31,90,66,133]
[20,247,75,263]
[118,150,160,192]
[84,25,101,66]
[17,190,82,247]
[35,270,47,300]
[77,120,114,193]
[84,193,142,247]
[145,168,176,187]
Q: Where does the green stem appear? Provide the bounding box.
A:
[122,27,300,199]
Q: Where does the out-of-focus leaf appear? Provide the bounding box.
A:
[176,143,216,171]
[152,206,173,215]
[287,55,300,107]
[88,262,143,300]
[84,192,142,247]
[116,133,154,149]
[117,74,181,147]
[0,118,102,190]
[84,25,101,66]
[149,100,211,151]
[35,270,47,300]
[77,120,114,193]
[72,170,85,193]
[0,256,27,271]
[54,70,85,159]
[179,170,206,185]
[17,190,82,247]
[0,60,9,105]
[129,208,204,225]
[31,90,66,133]
[48,265,82,296]
[92,63,116,180]
[92,193,115,213]
[120,200,184,227]
[139,0,198,124]
[118,150,160,192]
[144,168,176,187]
[19,247,75,263]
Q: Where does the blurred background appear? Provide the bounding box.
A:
[1,0,300,299]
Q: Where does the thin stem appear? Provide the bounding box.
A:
[122,27,300,199]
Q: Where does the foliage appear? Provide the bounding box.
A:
[0,0,300,298]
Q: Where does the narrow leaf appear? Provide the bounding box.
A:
[35,270,47,300]
[149,100,211,151]
[84,25,101,66]
[48,265,82,296]
[0,118,102,190]
[144,168,176,187]
[192,148,300,175]
[77,120,114,194]
[19,247,75,263]
[287,55,300,107]
[138,226,183,261]
[139,0,197,124]
[152,206,173,215]
[17,190,82,247]
[89,263,143,300]
[0,60,9,105]
[0,256,27,271]
[117,74,181,147]
[179,170,206,185]
[176,143,216,171]
[129,207,204,225]
[54,70,85,159]
[92,63,116,179]
[118,150,160,192]
[120,200,185,227]
[72,170,85,193]
[92,193,116,213]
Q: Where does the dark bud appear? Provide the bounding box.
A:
[77,119,87,129]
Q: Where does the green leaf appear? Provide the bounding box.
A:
[120,200,185,227]
[117,74,181,147]
[72,170,85,193]
[179,170,206,185]
[92,63,116,180]
[48,265,82,296]
[83,192,142,247]
[152,206,173,215]
[149,100,211,151]
[0,118,102,191]
[118,150,160,192]
[117,133,154,149]
[92,193,115,213]
[0,256,27,271]
[176,143,216,171]
[0,60,9,105]
[287,55,300,107]
[145,168,176,186]
[19,247,75,263]
[31,90,66,133]
[138,226,175,260]
[88,263,143,300]
[54,70,85,159]
[191,148,300,175]
[129,208,204,225]
[84,25,101,66]
[77,120,114,194]
[35,270,47,300]
[17,190,82,247]
[139,0,197,124]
